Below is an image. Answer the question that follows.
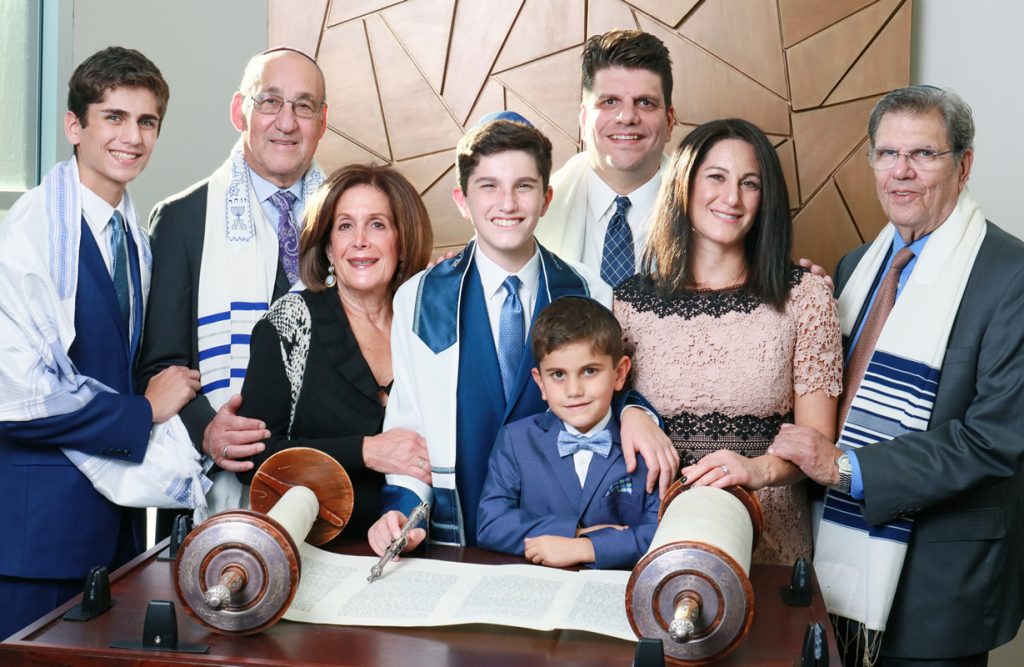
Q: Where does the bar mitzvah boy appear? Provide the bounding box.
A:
[368,114,673,556]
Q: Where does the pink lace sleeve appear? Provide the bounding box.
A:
[791,273,843,397]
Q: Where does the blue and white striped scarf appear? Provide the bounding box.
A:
[815,190,986,633]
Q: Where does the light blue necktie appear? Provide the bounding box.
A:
[600,195,634,287]
[269,190,299,284]
[498,275,524,402]
[109,210,130,328]
[557,429,613,458]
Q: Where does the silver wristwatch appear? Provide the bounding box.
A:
[831,452,852,494]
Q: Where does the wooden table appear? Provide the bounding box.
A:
[1,539,840,666]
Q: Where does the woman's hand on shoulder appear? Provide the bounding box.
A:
[619,408,680,497]
[363,428,431,484]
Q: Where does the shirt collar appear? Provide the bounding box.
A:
[563,409,613,437]
[79,182,126,234]
[474,241,541,300]
[586,165,663,220]
[892,229,931,258]
[248,167,303,205]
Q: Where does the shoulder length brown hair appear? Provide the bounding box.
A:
[641,118,792,310]
[298,164,433,294]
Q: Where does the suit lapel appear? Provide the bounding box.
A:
[538,413,584,512]
[315,290,381,404]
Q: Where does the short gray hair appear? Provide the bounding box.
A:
[867,85,974,156]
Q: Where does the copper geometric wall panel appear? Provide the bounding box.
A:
[272,0,911,259]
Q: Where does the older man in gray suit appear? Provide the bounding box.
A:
[770,86,1024,667]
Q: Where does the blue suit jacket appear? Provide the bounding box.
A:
[477,411,660,569]
[0,220,151,579]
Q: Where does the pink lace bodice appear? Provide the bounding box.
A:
[614,267,842,564]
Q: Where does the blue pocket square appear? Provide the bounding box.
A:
[604,477,633,497]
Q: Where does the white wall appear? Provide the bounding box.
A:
[912,1,1024,240]
[70,0,268,224]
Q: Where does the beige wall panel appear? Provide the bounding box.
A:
[365,15,464,160]
[319,20,391,159]
[826,2,911,106]
[679,0,788,98]
[835,138,888,240]
[627,0,698,28]
[269,0,327,56]
[328,0,399,27]
[380,0,455,92]
[494,0,585,72]
[393,151,454,194]
[587,0,639,36]
[280,1,911,257]
[506,91,582,172]
[443,0,524,125]
[778,0,875,47]
[792,180,863,272]
[787,0,899,110]
[466,79,507,129]
[640,18,790,134]
[495,48,584,143]
[775,139,801,208]
[792,95,881,204]
[315,128,386,175]
[421,166,470,247]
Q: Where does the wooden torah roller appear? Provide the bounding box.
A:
[173,447,353,635]
[625,479,764,665]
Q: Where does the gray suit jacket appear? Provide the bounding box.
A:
[836,222,1024,658]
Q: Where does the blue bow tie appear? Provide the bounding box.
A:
[557,429,612,458]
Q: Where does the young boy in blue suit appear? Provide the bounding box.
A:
[477,296,660,569]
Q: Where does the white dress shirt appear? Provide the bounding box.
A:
[581,167,663,272]
[80,184,134,329]
[562,409,613,487]
[474,244,541,354]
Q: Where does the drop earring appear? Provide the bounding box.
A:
[325,263,336,288]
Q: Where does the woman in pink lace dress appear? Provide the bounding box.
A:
[614,119,842,565]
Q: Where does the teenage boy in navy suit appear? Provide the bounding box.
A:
[477,296,659,569]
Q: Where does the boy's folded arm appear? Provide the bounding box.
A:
[586,521,658,569]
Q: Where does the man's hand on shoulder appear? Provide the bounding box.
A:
[797,258,835,291]
[202,394,269,472]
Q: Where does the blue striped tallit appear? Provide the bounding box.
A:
[814,190,987,633]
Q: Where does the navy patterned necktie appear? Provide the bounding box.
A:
[600,195,634,287]
[109,210,130,328]
[498,275,524,402]
[557,429,613,458]
[269,190,300,284]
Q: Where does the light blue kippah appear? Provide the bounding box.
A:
[473,110,533,128]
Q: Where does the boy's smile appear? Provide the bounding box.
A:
[452,150,553,273]
[531,341,630,434]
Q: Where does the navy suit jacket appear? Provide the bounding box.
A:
[477,411,660,569]
[0,220,151,579]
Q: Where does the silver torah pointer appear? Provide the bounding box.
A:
[367,501,429,583]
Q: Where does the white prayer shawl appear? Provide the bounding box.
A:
[0,158,208,511]
[536,151,669,262]
[196,142,324,511]
[815,189,987,633]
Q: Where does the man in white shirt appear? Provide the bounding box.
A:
[537,30,675,287]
